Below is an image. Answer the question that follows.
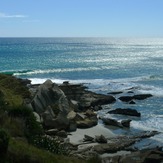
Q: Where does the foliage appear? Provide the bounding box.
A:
[8,106,43,138]
[0,74,31,107]
[0,128,10,154]
[30,135,70,156]
[7,138,85,163]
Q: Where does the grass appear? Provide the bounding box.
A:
[7,138,86,163]
[0,74,30,107]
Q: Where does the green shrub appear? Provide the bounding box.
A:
[8,106,32,118]
[8,106,43,139]
[0,90,6,110]
[31,135,70,156]
[0,128,10,155]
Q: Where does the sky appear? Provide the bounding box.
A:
[0,0,163,37]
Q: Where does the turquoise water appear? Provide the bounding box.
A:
[0,37,163,146]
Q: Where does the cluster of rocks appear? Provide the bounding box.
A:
[26,80,116,132]
[102,147,163,163]
[24,79,162,161]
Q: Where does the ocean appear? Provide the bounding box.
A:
[0,37,163,148]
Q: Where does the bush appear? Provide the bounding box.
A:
[0,128,10,155]
[8,106,43,139]
[31,135,70,156]
[8,106,32,118]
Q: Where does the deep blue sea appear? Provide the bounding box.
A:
[0,37,163,147]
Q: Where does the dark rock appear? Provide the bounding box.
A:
[133,130,160,139]
[102,117,122,128]
[121,119,132,127]
[83,135,94,142]
[93,105,102,111]
[56,130,67,138]
[119,94,153,102]
[108,108,141,117]
[95,135,107,143]
[68,120,77,132]
[76,117,98,128]
[129,100,136,104]
[133,94,153,100]
[107,91,123,95]
[45,129,58,135]
[91,96,116,106]
[118,96,133,102]
[60,83,116,109]
[127,91,134,93]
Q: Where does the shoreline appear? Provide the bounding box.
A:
[26,78,163,160]
[1,74,163,162]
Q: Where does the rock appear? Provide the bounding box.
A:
[29,80,72,130]
[102,148,163,163]
[45,129,58,135]
[107,91,123,95]
[129,100,136,104]
[83,135,94,142]
[133,94,153,100]
[93,131,160,155]
[75,111,98,129]
[68,120,77,132]
[93,105,102,111]
[93,138,136,154]
[127,91,134,93]
[33,111,41,123]
[119,94,153,102]
[76,117,98,128]
[75,113,86,121]
[133,130,160,139]
[67,110,77,120]
[118,96,133,102]
[108,108,141,117]
[121,119,132,127]
[56,130,67,138]
[91,96,116,106]
[85,109,97,117]
[102,117,122,128]
[95,135,107,143]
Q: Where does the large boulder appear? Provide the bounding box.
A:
[101,117,123,128]
[108,108,141,117]
[29,80,72,130]
[75,110,98,128]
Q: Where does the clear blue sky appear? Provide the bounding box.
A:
[0,0,163,37]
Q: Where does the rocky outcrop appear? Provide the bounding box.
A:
[101,117,132,128]
[108,108,141,117]
[119,94,153,102]
[102,148,163,163]
[59,83,116,109]
[27,80,115,130]
[92,131,159,154]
